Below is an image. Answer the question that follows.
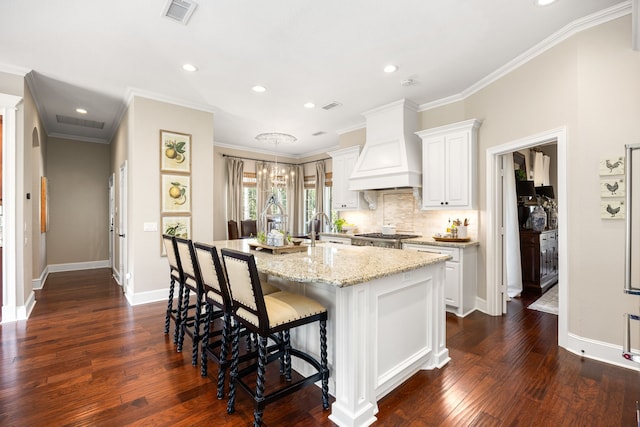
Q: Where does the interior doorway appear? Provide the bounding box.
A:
[486,127,568,347]
[118,162,127,294]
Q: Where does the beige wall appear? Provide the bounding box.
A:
[46,137,110,264]
[127,97,214,295]
[22,83,47,291]
[421,16,637,344]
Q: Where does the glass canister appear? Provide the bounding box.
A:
[530,205,547,232]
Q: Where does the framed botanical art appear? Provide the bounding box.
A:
[161,174,191,213]
[160,130,191,173]
[161,216,191,255]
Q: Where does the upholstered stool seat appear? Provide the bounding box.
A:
[221,248,329,426]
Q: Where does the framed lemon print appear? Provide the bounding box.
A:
[160,130,191,173]
[161,174,190,213]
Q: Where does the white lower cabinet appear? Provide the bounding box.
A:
[403,243,477,316]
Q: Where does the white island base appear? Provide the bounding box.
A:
[268,262,449,427]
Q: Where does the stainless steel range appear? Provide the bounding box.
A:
[351,233,419,249]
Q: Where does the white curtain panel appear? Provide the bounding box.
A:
[315,161,325,222]
[286,165,305,235]
[505,154,523,298]
[533,151,544,186]
[255,161,269,232]
[543,154,550,186]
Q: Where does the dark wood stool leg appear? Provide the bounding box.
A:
[217,312,231,399]
[177,288,190,353]
[278,331,285,374]
[200,303,211,377]
[227,320,241,414]
[283,329,292,381]
[320,319,329,410]
[191,297,201,366]
[173,282,185,345]
[164,278,175,334]
[254,335,268,427]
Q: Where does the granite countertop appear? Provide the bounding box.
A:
[402,237,480,249]
[211,239,449,288]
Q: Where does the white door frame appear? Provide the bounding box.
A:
[1,94,23,323]
[485,126,568,348]
[108,173,115,273]
[118,161,128,294]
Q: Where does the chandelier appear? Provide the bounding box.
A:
[255,133,297,192]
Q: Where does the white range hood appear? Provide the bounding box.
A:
[348,99,422,191]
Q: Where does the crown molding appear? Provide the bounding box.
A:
[0,63,29,77]
[124,87,217,114]
[419,1,632,112]
[336,122,365,135]
[24,71,52,137]
[47,132,109,145]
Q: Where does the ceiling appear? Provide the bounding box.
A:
[0,0,627,156]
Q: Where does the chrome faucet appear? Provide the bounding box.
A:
[309,212,330,247]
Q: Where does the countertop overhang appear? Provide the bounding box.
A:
[211,239,449,287]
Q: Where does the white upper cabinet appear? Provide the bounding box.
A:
[328,145,363,210]
[416,119,481,210]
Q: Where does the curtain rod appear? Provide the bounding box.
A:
[222,153,330,167]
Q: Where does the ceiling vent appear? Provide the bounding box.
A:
[312,131,326,136]
[162,0,198,25]
[321,101,342,111]
[56,115,105,130]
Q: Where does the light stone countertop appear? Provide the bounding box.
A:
[210,239,449,288]
[402,237,480,249]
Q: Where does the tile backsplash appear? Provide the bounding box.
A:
[339,189,478,239]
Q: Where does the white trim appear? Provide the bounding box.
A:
[125,287,168,306]
[16,291,36,320]
[336,122,366,135]
[474,297,487,315]
[0,63,29,76]
[1,94,23,324]
[418,2,632,113]
[567,332,640,372]
[47,260,111,273]
[31,265,49,290]
[485,127,567,349]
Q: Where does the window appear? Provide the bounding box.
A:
[243,173,257,220]
[303,173,333,234]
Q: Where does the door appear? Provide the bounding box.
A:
[118,162,127,292]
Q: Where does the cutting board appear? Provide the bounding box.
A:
[248,242,309,254]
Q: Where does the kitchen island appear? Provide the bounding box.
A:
[211,239,450,427]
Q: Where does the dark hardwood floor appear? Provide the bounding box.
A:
[1,269,638,426]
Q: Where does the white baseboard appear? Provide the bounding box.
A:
[0,293,35,323]
[474,297,488,315]
[565,332,640,372]
[48,260,111,273]
[32,266,49,290]
[125,288,168,306]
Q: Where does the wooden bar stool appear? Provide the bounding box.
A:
[162,234,184,345]
[175,237,205,366]
[192,242,231,397]
[194,242,283,399]
[221,248,329,426]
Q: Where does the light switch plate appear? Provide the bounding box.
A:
[143,222,158,232]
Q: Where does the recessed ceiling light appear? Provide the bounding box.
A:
[384,64,398,73]
[182,63,198,72]
[252,85,267,93]
[535,0,557,5]
[76,108,87,114]
[304,102,315,109]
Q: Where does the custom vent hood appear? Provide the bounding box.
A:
[349,99,422,191]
